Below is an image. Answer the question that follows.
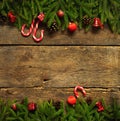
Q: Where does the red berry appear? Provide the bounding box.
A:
[68,22,77,32]
[28,102,36,111]
[11,103,17,111]
[57,10,64,18]
[67,96,76,105]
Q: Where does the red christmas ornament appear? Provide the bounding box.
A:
[57,10,64,18]
[93,18,103,29]
[68,22,77,32]
[28,102,37,111]
[11,103,17,111]
[67,96,76,105]
[8,11,16,23]
[96,101,104,112]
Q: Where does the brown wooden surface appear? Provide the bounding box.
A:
[0,25,120,45]
[0,88,120,103]
[0,25,120,103]
[0,46,119,88]
[0,46,120,102]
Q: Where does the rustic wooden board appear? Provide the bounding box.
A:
[0,87,120,104]
[0,46,119,89]
[0,24,120,103]
[0,25,120,45]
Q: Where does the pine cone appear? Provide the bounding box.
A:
[82,17,92,26]
[48,22,58,32]
[52,100,61,111]
[86,97,93,105]
[0,14,7,24]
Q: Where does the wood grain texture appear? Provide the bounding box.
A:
[0,46,119,89]
[0,87,120,103]
[0,25,120,102]
[0,25,120,45]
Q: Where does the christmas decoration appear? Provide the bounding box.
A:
[68,22,77,32]
[11,103,17,111]
[0,97,119,121]
[28,102,37,112]
[0,14,7,24]
[96,101,104,112]
[86,97,93,105]
[67,96,76,105]
[57,10,64,18]
[21,13,44,42]
[82,16,92,26]
[0,94,120,120]
[48,22,58,32]
[74,85,86,98]
[0,0,120,35]
[67,86,86,105]
[52,100,61,111]
[93,18,103,29]
[7,11,16,23]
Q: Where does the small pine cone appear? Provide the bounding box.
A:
[0,14,7,24]
[86,97,93,105]
[82,17,92,26]
[48,22,58,32]
[52,100,61,111]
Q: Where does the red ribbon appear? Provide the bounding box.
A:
[8,11,16,23]
[96,101,104,112]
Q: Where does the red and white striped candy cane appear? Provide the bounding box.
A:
[74,86,86,98]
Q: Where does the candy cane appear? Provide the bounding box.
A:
[21,20,34,37]
[32,21,44,42]
[74,86,86,98]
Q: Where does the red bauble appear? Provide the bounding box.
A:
[11,103,17,111]
[67,96,76,105]
[28,102,37,111]
[57,10,64,18]
[68,22,77,32]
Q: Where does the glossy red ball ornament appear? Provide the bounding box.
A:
[68,22,77,32]
[28,102,37,111]
[67,96,76,105]
[57,10,64,18]
[11,103,17,111]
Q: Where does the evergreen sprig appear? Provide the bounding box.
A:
[0,98,120,121]
[0,0,120,33]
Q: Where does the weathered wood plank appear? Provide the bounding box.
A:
[0,46,119,88]
[0,87,120,103]
[0,25,120,45]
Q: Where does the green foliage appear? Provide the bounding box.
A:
[0,98,119,121]
[0,99,10,121]
[64,98,105,121]
[102,99,120,121]
[0,0,120,32]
